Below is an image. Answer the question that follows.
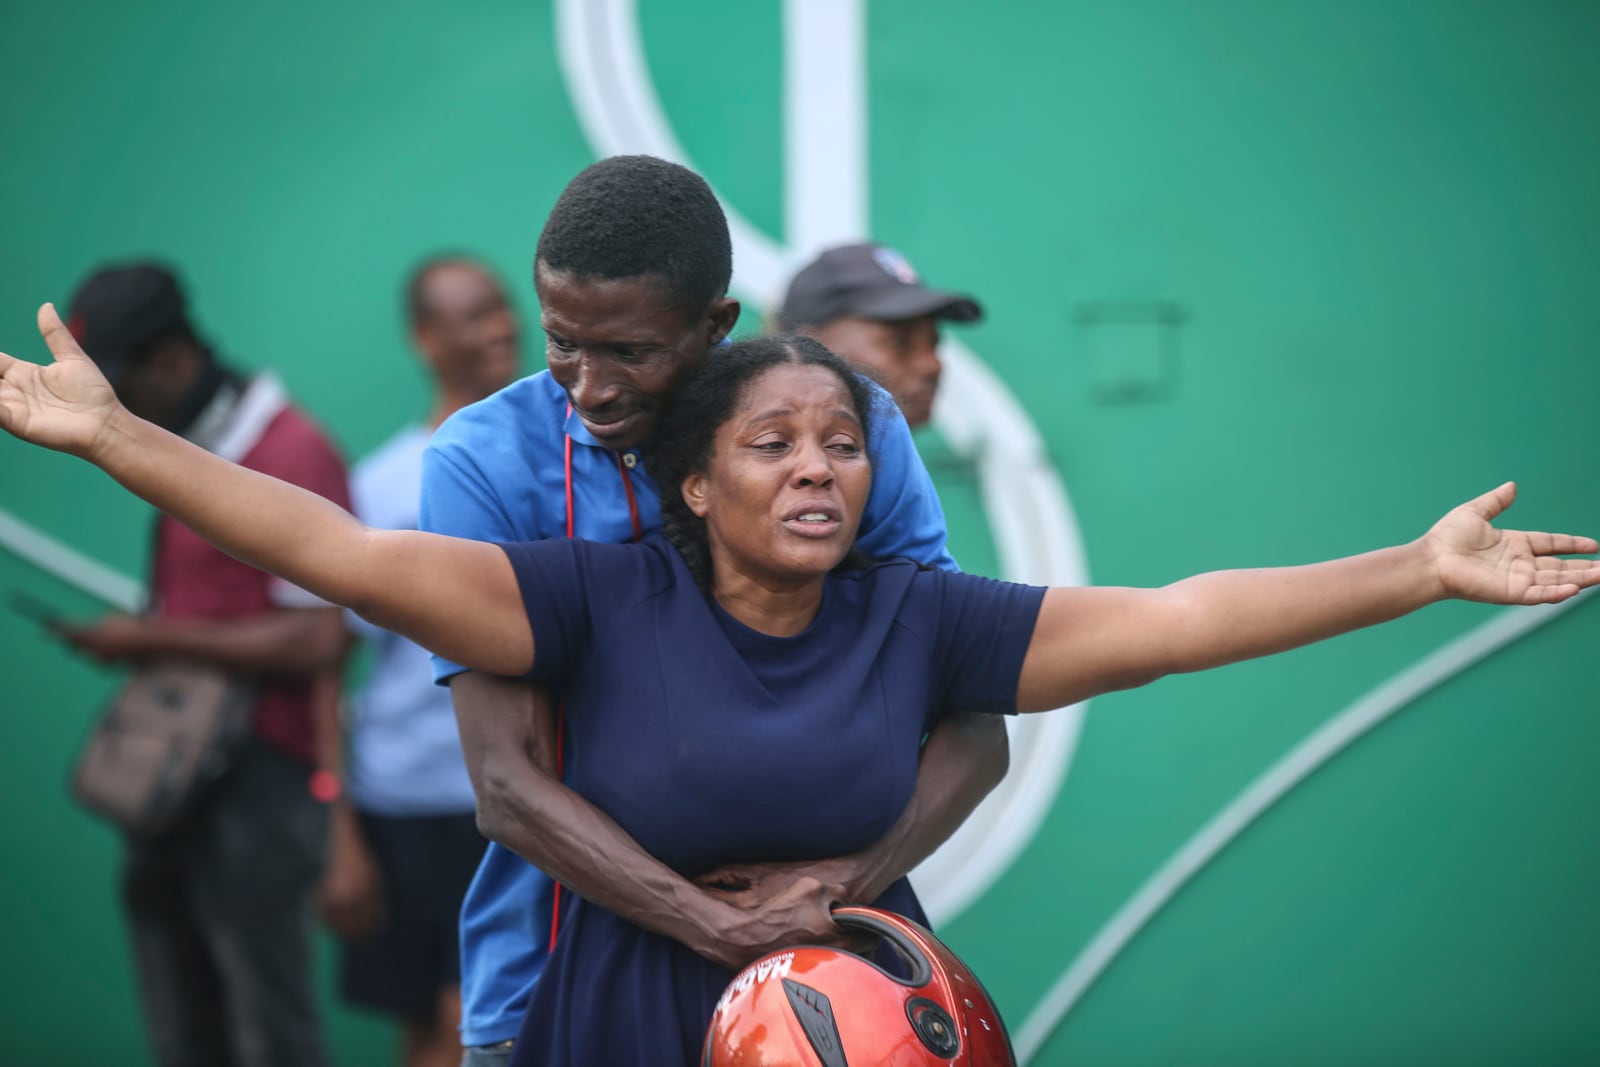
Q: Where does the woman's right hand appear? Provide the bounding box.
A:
[698,874,856,971]
[0,304,124,459]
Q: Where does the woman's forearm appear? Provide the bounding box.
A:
[1020,540,1445,712]
[89,408,531,676]
[1162,540,1443,674]
[1020,486,1598,713]
[92,407,374,606]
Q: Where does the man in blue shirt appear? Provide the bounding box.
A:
[421,156,1007,1066]
[330,256,521,1067]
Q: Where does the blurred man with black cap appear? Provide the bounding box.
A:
[61,262,350,1067]
[777,243,983,428]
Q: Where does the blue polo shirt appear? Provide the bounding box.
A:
[420,368,956,1046]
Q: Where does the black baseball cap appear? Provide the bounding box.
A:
[66,263,192,383]
[778,243,984,331]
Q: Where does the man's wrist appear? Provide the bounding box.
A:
[839,849,894,903]
[117,616,163,659]
[674,888,738,965]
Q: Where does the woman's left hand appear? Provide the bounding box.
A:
[1424,483,1600,605]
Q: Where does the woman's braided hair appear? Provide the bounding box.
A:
[645,335,876,596]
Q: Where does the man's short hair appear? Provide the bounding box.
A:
[535,155,732,314]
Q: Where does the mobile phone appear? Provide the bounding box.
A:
[7,589,66,629]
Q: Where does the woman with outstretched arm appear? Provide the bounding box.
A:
[3,305,1595,1067]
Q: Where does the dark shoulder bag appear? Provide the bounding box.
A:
[69,660,255,837]
[67,520,255,836]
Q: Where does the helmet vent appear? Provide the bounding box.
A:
[781,978,850,1067]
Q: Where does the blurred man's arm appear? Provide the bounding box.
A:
[837,710,1007,902]
[310,665,384,941]
[58,605,348,675]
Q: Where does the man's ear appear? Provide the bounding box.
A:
[681,472,710,518]
[411,323,437,362]
[706,297,740,346]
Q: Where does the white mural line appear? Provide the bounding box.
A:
[0,506,143,612]
[1014,588,1597,1064]
[552,0,1088,925]
[920,345,1088,924]
[556,0,791,293]
[784,0,866,252]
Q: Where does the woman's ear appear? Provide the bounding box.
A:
[681,472,710,518]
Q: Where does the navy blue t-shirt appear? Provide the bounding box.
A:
[501,533,1045,1067]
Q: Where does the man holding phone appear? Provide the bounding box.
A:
[47,263,351,1067]
[8,589,65,630]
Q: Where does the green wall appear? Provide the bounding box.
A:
[2,2,1596,1063]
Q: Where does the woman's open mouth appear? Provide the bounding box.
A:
[781,506,843,538]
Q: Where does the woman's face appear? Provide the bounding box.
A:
[683,363,872,587]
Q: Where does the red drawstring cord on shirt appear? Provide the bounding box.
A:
[615,450,642,538]
[564,408,644,541]
[551,409,643,949]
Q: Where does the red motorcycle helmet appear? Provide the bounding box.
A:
[701,906,1015,1066]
